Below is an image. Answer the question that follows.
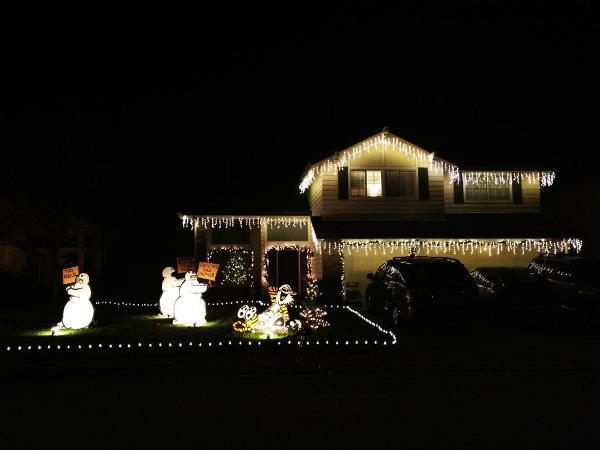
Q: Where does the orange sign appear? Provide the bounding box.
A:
[62,266,79,285]
[197,262,220,281]
[176,257,197,273]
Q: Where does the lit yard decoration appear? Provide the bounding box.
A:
[232,285,297,335]
[173,272,208,327]
[197,261,220,282]
[176,257,197,273]
[322,238,583,257]
[299,307,330,330]
[232,305,259,332]
[221,253,249,285]
[159,267,183,318]
[207,247,255,286]
[52,273,94,334]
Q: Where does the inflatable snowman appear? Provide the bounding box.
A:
[173,271,208,327]
[159,266,182,317]
[53,273,94,332]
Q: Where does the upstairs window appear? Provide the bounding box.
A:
[350,170,382,197]
[350,169,417,198]
[464,172,512,203]
[385,170,416,198]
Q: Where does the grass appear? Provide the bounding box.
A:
[0,303,390,347]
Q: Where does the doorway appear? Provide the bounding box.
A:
[265,247,310,298]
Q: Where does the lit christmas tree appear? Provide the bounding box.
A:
[222,253,248,286]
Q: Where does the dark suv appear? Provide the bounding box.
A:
[365,256,479,326]
[528,255,600,321]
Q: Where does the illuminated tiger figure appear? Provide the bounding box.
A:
[274,284,295,326]
[256,284,296,330]
[232,305,258,332]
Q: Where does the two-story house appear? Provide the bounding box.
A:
[180,129,581,303]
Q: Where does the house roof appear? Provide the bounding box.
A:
[299,129,458,193]
[299,128,556,193]
[310,214,581,240]
[178,210,311,219]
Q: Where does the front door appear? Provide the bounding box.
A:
[265,248,309,299]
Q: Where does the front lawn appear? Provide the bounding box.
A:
[0,301,395,350]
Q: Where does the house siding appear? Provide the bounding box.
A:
[308,176,323,216]
[314,143,446,220]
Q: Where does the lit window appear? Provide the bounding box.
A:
[366,170,382,197]
[464,173,512,202]
[350,170,382,197]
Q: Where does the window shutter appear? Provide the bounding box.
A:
[338,167,349,200]
[418,168,429,200]
[512,172,523,204]
[453,172,464,204]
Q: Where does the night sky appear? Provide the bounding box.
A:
[2,3,597,293]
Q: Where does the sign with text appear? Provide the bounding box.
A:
[197,262,220,281]
[62,266,79,285]
[176,257,197,274]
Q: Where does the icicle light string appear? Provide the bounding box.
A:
[461,171,556,187]
[299,132,459,193]
[298,132,556,193]
[182,216,309,230]
[322,239,582,256]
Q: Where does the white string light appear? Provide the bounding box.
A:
[207,247,255,287]
[2,305,396,353]
[94,299,267,308]
[461,171,556,187]
[263,245,316,291]
[323,238,582,256]
[182,215,309,230]
[298,131,556,193]
[299,131,459,193]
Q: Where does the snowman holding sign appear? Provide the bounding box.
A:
[173,271,208,327]
[159,266,183,318]
[53,273,95,333]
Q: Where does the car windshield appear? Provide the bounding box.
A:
[570,261,600,288]
[401,263,472,288]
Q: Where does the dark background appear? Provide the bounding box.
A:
[1,2,598,296]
